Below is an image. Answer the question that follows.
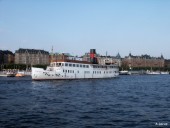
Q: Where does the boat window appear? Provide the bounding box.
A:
[52,63,55,67]
[73,70,74,73]
[69,64,72,67]
[61,63,64,66]
[65,70,67,73]
[73,64,75,67]
[80,64,82,68]
[85,71,90,74]
[59,63,61,66]
[63,70,64,72]
[86,65,89,68]
[76,64,79,67]
[68,70,69,73]
[50,63,53,66]
[65,63,68,66]
[83,65,86,68]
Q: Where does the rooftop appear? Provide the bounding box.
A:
[15,48,49,54]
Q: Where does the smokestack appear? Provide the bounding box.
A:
[90,49,97,64]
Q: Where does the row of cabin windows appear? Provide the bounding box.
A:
[51,63,89,68]
[65,63,89,68]
[63,70,74,73]
[63,70,90,74]
[84,71,90,74]
[93,65,116,68]
[52,63,116,69]
[93,71,117,74]
[63,70,117,74]
[53,63,116,69]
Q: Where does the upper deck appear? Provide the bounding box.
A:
[49,61,118,69]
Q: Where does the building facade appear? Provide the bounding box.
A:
[50,53,83,63]
[0,50,3,64]
[122,53,164,70]
[0,50,14,64]
[164,59,170,69]
[15,48,49,65]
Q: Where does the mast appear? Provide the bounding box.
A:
[51,46,54,62]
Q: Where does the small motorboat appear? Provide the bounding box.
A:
[6,72,16,77]
[15,72,25,77]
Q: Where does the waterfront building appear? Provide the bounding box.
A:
[0,50,14,64]
[122,53,164,70]
[164,59,170,69]
[49,53,80,62]
[15,48,49,65]
[82,53,91,62]
[0,50,3,64]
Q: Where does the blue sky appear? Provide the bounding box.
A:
[0,0,170,58]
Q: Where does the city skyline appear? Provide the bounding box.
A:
[0,0,170,58]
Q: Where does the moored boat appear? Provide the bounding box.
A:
[146,70,160,75]
[0,72,7,77]
[6,72,16,77]
[160,71,169,75]
[119,70,130,75]
[15,72,25,77]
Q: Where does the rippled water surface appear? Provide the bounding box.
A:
[0,75,170,128]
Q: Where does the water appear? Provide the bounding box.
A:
[0,75,170,128]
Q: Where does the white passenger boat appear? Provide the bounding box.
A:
[31,49,119,80]
[32,61,119,80]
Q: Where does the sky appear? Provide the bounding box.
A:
[0,0,170,58]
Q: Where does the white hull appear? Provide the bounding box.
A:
[146,71,160,75]
[160,72,169,75]
[119,70,130,75]
[32,62,119,80]
[146,71,169,75]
